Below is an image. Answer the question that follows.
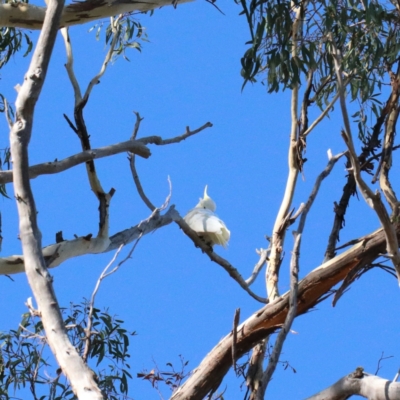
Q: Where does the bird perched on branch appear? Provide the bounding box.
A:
[184,185,230,248]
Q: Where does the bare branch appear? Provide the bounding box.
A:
[60,27,82,105]
[306,368,400,400]
[297,150,347,234]
[302,90,342,137]
[3,99,13,130]
[259,232,300,396]
[138,121,213,145]
[83,244,125,362]
[131,111,144,140]
[0,139,150,184]
[232,308,240,374]
[245,248,269,286]
[83,16,122,104]
[0,0,193,30]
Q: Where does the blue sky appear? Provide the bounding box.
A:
[1,0,400,398]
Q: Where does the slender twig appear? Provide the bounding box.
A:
[259,232,300,396]
[139,122,213,145]
[129,153,156,211]
[60,27,82,105]
[82,15,122,103]
[3,98,13,129]
[302,91,340,137]
[245,248,269,286]
[297,150,347,234]
[232,308,240,374]
[131,111,143,140]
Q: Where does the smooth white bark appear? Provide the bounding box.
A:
[0,0,192,29]
[306,369,400,400]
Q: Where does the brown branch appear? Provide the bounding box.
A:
[171,225,393,400]
[232,308,240,374]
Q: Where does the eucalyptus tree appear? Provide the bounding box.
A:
[1,0,400,399]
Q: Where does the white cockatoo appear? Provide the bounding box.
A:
[184,185,230,248]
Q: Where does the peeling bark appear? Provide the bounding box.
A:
[170,226,391,399]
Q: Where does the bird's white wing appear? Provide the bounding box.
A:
[184,208,226,233]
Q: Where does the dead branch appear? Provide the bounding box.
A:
[138,122,213,145]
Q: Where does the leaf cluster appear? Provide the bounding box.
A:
[0,300,135,400]
[237,0,400,139]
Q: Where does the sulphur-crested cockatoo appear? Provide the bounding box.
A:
[184,186,230,248]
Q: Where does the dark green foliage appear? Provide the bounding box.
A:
[89,15,149,61]
[237,0,400,140]
[0,26,32,69]
[0,301,135,400]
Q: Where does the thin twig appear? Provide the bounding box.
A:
[138,122,213,145]
[297,150,347,234]
[60,27,83,105]
[82,15,122,103]
[129,153,155,211]
[259,232,301,396]
[131,111,143,140]
[3,98,13,129]
[83,244,125,362]
[232,308,240,374]
[245,248,269,286]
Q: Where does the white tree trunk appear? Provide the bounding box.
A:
[9,0,104,397]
